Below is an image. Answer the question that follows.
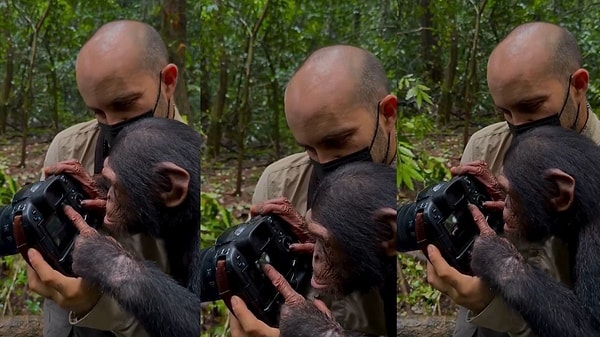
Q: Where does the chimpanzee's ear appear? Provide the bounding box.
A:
[373,207,397,256]
[543,168,575,212]
[155,162,190,208]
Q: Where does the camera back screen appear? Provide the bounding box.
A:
[43,214,76,253]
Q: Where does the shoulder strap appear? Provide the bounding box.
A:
[94,132,108,174]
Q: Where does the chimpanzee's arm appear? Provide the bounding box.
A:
[471,235,600,337]
[72,233,200,337]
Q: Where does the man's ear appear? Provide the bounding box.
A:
[543,168,575,212]
[378,94,398,130]
[374,207,397,256]
[161,63,179,99]
[155,161,189,207]
[571,68,589,95]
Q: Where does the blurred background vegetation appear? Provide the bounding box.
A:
[0,0,199,319]
[200,0,600,335]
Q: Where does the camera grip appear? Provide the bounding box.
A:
[13,215,31,266]
[414,212,431,260]
[216,259,235,316]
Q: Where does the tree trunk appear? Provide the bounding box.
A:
[234,0,271,196]
[162,0,192,124]
[262,41,282,160]
[0,3,14,135]
[438,22,458,125]
[19,0,52,167]
[206,0,227,159]
[419,0,441,84]
[462,0,488,149]
[43,39,59,132]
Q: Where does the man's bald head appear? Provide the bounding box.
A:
[78,20,168,75]
[490,22,582,79]
[284,45,397,166]
[287,45,389,112]
[487,22,589,133]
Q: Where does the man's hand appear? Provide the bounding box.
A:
[426,244,494,314]
[44,159,107,211]
[26,248,101,317]
[229,298,279,337]
[451,160,505,201]
[426,204,498,314]
[250,197,314,254]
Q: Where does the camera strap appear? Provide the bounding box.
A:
[414,212,430,259]
[215,259,234,312]
[12,216,32,266]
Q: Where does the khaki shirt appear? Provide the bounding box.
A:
[252,151,389,336]
[458,111,600,336]
[42,111,183,337]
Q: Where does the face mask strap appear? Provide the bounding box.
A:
[152,71,163,117]
[557,74,572,120]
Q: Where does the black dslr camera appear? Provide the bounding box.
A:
[396,175,503,274]
[200,214,312,327]
[0,174,102,277]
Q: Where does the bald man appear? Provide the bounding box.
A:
[228,45,398,337]
[28,20,184,337]
[426,22,600,337]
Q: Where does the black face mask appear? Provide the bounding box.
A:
[98,72,163,147]
[507,113,562,136]
[507,75,572,136]
[310,102,392,180]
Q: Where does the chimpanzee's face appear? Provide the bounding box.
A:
[304,210,345,295]
[101,158,128,233]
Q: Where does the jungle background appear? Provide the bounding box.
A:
[0,0,598,336]
[200,0,600,336]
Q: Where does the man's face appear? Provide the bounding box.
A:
[487,50,578,128]
[284,72,393,164]
[75,45,167,125]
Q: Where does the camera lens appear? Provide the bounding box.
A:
[199,246,221,302]
[396,202,419,252]
[0,206,17,257]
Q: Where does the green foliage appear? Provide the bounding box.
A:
[398,74,434,112]
[397,254,442,316]
[200,191,234,248]
[396,140,424,191]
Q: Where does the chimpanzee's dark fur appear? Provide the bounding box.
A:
[72,118,200,337]
[471,126,600,337]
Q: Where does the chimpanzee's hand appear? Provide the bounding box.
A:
[44,159,107,211]
[451,160,505,201]
[65,205,136,291]
[469,204,525,292]
[251,197,314,254]
[264,263,345,336]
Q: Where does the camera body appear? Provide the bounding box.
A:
[0,174,102,276]
[397,175,503,274]
[201,214,312,327]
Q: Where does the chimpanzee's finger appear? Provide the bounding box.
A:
[289,243,314,254]
[483,200,505,211]
[468,204,496,237]
[312,299,334,319]
[63,205,96,236]
[43,159,81,177]
[249,197,289,216]
[80,199,107,211]
[262,263,304,305]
